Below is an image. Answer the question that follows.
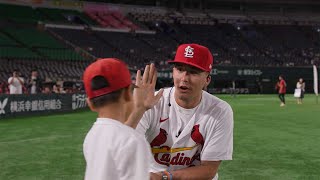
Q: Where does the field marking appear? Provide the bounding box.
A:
[0,135,73,145]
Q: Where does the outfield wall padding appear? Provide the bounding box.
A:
[0,93,87,119]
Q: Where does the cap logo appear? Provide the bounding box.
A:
[184,46,194,58]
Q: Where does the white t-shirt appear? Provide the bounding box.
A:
[136,87,233,179]
[8,77,24,94]
[31,77,37,94]
[296,82,305,91]
[83,118,152,180]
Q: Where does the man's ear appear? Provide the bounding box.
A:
[206,74,211,86]
[86,98,97,112]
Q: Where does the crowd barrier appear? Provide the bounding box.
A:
[0,93,87,119]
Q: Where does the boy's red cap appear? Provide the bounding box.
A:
[83,58,131,99]
[168,44,213,72]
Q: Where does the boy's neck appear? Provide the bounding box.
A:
[97,104,126,123]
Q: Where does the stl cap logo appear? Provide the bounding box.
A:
[184,46,194,58]
[0,98,8,115]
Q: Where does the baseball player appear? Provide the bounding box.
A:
[129,44,234,180]
[276,75,287,106]
[82,58,163,180]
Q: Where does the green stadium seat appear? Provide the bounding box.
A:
[37,48,86,61]
[0,47,39,58]
[4,28,64,48]
[0,32,17,45]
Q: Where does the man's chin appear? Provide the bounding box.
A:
[176,93,191,101]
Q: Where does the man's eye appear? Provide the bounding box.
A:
[177,67,183,71]
[189,70,199,74]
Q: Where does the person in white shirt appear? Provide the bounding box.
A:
[82,58,163,180]
[128,44,234,180]
[296,78,305,104]
[8,70,24,94]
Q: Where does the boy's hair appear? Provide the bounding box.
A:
[89,76,123,108]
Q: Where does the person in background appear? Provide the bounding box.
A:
[296,78,305,104]
[42,86,51,94]
[231,80,236,98]
[0,82,4,94]
[52,85,60,94]
[276,75,287,107]
[27,69,42,94]
[8,70,24,94]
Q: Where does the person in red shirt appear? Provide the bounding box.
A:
[276,75,287,107]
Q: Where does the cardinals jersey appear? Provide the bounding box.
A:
[136,87,233,178]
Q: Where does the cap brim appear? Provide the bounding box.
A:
[168,60,208,72]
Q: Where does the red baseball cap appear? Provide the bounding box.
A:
[168,44,213,72]
[83,58,132,99]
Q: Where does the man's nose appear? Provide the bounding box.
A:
[180,71,190,81]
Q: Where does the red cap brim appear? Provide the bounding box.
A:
[168,60,209,72]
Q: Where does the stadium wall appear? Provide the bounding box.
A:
[157,66,318,94]
[0,93,87,119]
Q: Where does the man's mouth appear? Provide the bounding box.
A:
[179,85,190,91]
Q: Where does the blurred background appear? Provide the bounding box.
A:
[0,0,319,95]
[0,0,320,179]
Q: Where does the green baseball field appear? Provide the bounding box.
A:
[0,94,319,180]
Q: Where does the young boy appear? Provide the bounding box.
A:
[82,58,157,180]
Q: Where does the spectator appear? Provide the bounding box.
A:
[27,69,43,94]
[296,78,305,104]
[8,70,24,94]
[0,82,4,94]
[42,86,51,94]
[52,85,60,94]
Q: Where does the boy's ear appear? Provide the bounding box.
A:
[86,98,97,112]
[123,86,132,102]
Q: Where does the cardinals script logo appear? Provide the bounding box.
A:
[0,98,8,115]
[184,46,194,58]
[150,125,204,167]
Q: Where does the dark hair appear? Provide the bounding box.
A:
[90,90,123,108]
[89,76,123,108]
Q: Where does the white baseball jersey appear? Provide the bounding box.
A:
[83,118,152,180]
[136,87,233,179]
[8,77,24,94]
